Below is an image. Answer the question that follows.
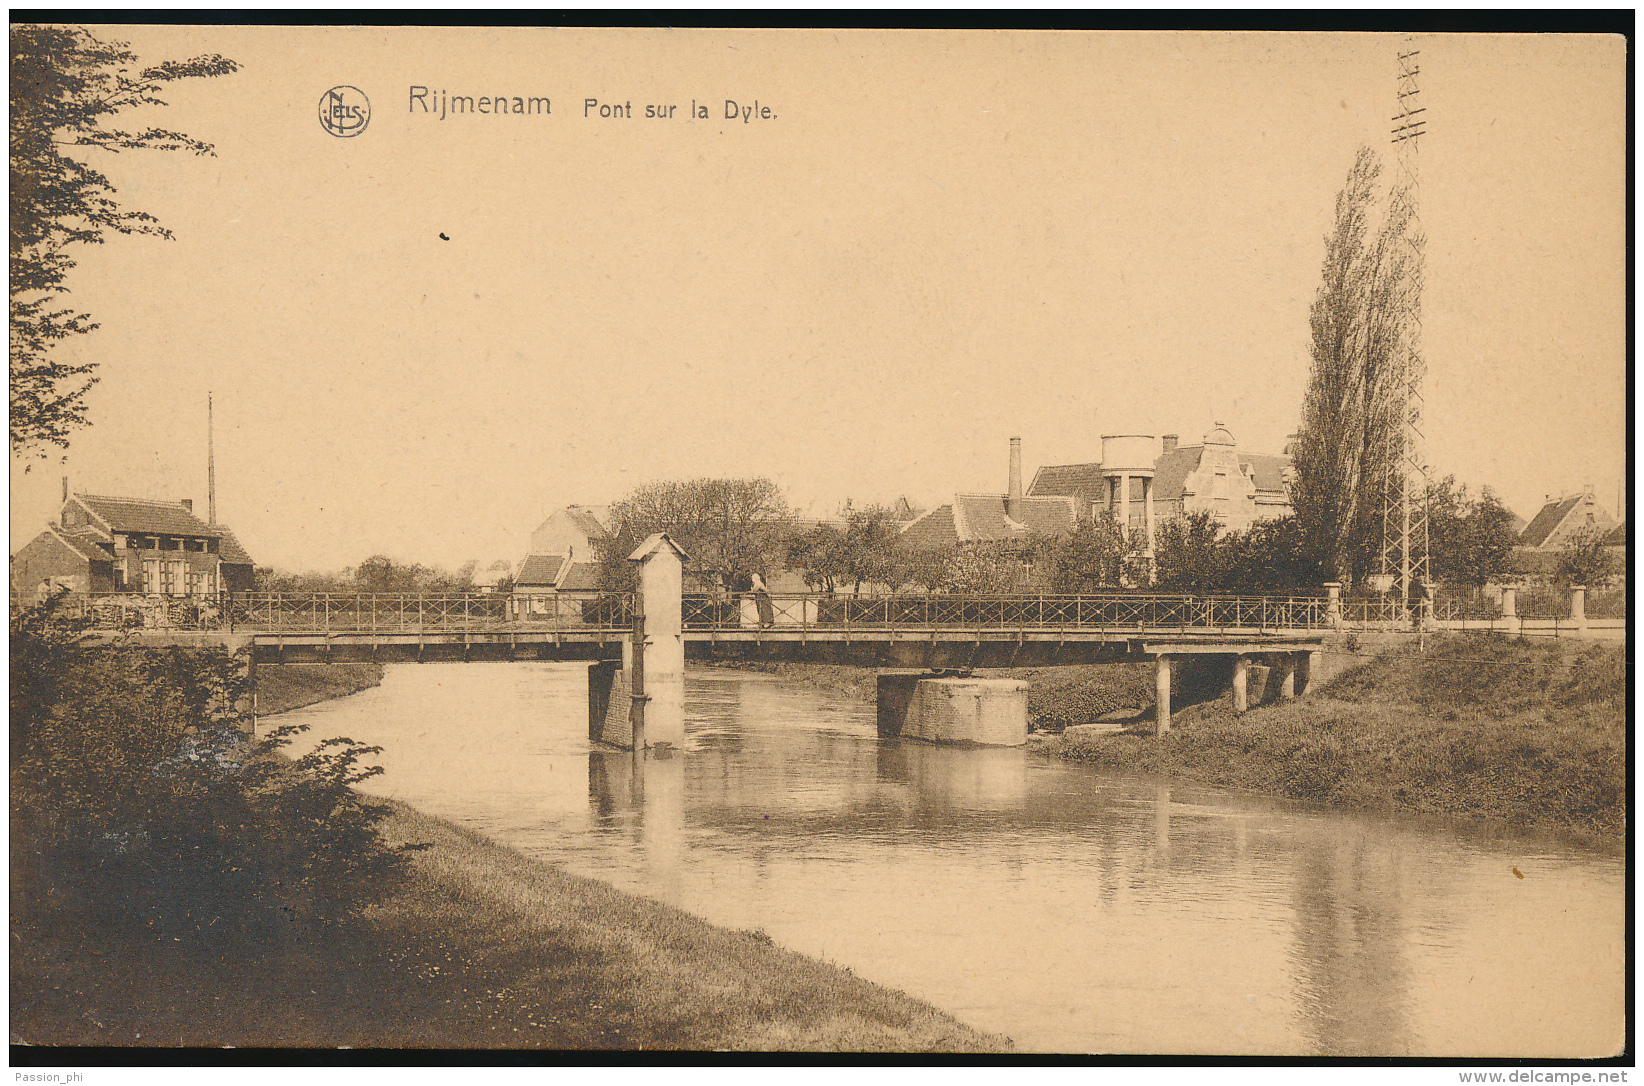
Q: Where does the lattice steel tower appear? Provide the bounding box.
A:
[1380,44,1431,609]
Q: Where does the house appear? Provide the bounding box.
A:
[1029,424,1293,536]
[1519,486,1618,550]
[510,552,603,617]
[527,504,609,562]
[899,438,1081,550]
[11,491,256,601]
[901,426,1294,554]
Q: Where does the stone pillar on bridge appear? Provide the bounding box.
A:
[631,534,688,750]
[1324,583,1343,628]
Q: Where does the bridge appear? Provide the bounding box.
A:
[183,537,1328,743]
[217,589,1332,667]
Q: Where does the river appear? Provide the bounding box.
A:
[278,661,1624,1056]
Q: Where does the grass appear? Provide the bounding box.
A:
[11,800,1009,1051]
[255,662,385,716]
[1047,635,1626,841]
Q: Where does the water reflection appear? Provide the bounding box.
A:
[1288,834,1413,1055]
[281,662,1624,1055]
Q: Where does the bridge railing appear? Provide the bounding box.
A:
[219,593,634,633]
[684,593,1334,632]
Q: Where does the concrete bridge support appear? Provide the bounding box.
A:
[876,673,1028,746]
[588,534,689,751]
[1155,655,1174,734]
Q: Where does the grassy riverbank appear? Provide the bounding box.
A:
[719,636,1627,842]
[1049,636,1626,841]
[12,798,1009,1051]
[255,662,385,716]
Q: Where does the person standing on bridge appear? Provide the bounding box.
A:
[750,571,775,628]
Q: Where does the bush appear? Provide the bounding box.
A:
[11,593,418,937]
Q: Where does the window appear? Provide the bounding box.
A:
[207,538,219,553]
[143,559,160,592]
[160,537,180,551]
[185,538,205,552]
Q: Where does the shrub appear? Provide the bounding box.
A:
[11,593,418,936]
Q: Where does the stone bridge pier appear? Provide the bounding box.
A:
[588,533,688,751]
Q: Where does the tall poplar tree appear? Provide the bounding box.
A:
[10,24,237,456]
[1291,146,1423,586]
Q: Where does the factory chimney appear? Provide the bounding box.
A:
[207,392,217,526]
[1006,437,1024,520]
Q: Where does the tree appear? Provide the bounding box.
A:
[1217,516,1322,594]
[1153,510,1224,592]
[1427,476,1520,590]
[1554,527,1616,589]
[939,540,1030,594]
[10,25,238,456]
[786,522,848,593]
[1045,514,1127,593]
[1290,146,1423,587]
[597,477,793,592]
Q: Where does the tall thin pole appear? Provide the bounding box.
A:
[207,392,217,526]
[1379,42,1431,615]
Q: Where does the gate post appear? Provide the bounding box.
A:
[629,534,689,750]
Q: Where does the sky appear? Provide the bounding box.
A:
[9,26,1628,573]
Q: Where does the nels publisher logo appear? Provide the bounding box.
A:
[319,86,370,137]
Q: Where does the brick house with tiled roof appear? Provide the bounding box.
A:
[1519,487,1618,550]
[12,492,256,600]
[510,550,604,616]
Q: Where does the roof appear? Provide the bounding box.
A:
[1028,463,1105,507]
[1520,495,1583,548]
[558,560,602,592]
[212,525,255,566]
[1032,446,1293,506]
[516,554,566,586]
[954,494,1078,541]
[1238,453,1290,494]
[628,533,690,562]
[1602,522,1626,547]
[898,504,959,549]
[565,505,609,538]
[1151,447,1204,504]
[49,527,114,563]
[74,494,215,537]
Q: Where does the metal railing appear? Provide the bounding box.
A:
[224,593,632,633]
[14,592,634,634]
[683,592,1334,633]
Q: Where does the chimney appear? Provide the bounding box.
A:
[61,475,68,503]
[1007,437,1024,519]
[180,498,194,514]
[1162,434,1178,454]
